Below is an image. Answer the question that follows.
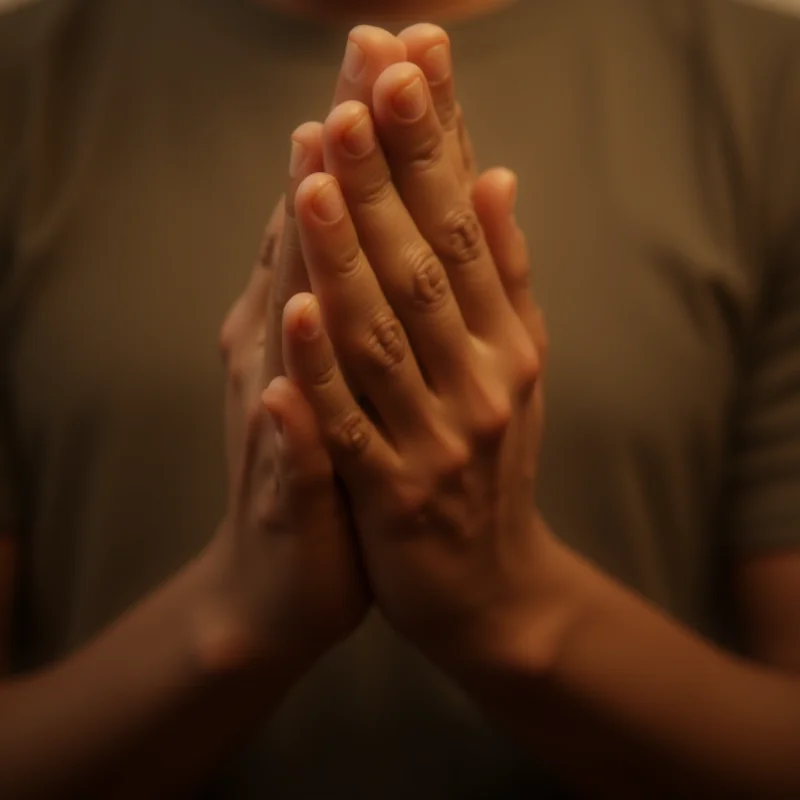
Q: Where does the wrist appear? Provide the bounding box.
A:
[185,530,317,685]
[438,516,583,688]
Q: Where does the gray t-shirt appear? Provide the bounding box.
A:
[1,0,799,796]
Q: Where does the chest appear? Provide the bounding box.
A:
[5,15,756,598]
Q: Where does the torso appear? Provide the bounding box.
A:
[1,0,797,795]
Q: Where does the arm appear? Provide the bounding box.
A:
[0,538,306,799]
[449,529,800,799]
[422,56,800,793]
[281,42,800,799]
[0,26,416,798]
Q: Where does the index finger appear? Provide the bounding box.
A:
[265,26,407,380]
[332,26,407,108]
[399,24,478,189]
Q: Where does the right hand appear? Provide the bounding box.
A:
[206,24,488,670]
[207,28,411,669]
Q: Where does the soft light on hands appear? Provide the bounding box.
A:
[280,27,548,670]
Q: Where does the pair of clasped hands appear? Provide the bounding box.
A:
[213,24,549,683]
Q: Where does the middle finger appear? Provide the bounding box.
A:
[321,99,471,392]
[372,63,511,338]
[293,172,437,441]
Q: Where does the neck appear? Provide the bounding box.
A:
[260,0,513,25]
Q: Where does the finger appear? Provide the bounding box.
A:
[264,28,406,381]
[333,25,406,108]
[472,169,539,337]
[372,63,511,338]
[321,100,470,390]
[264,122,325,379]
[281,293,395,481]
[220,197,285,364]
[261,375,333,492]
[398,24,477,188]
[292,173,435,438]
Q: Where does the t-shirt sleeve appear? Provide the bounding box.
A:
[726,46,800,554]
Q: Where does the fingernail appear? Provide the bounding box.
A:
[299,297,321,339]
[342,112,374,158]
[392,77,426,121]
[423,43,450,84]
[311,179,345,223]
[343,38,366,82]
[289,138,306,178]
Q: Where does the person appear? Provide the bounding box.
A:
[0,0,798,796]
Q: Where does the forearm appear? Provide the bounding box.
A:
[449,525,800,799]
[0,541,306,799]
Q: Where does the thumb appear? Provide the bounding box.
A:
[473,168,542,349]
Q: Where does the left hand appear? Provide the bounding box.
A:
[283,61,548,668]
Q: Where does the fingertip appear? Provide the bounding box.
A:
[282,292,321,341]
[294,172,341,219]
[500,168,518,209]
[291,121,324,147]
[289,124,324,178]
[324,99,370,138]
[473,167,518,227]
[373,61,426,99]
[398,22,448,42]
[348,25,407,63]
[287,124,325,218]
[476,167,517,200]
[398,24,451,84]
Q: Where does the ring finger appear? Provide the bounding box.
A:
[321,100,471,391]
[372,63,511,339]
[293,172,437,440]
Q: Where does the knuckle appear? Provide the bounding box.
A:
[404,245,449,311]
[434,435,471,482]
[437,94,458,132]
[389,480,429,523]
[353,170,395,212]
[513,337,541,392]
[308,354,338,391]
[438,206,482,267]
[406,130,447,174]
[328,409,372,456]
[362,309,407,374]
[335,239,364,278]
[470,385,513,441]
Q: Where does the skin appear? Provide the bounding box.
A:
[0,0,798,795]
[276,27,800,800]
[0,24,501,797]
